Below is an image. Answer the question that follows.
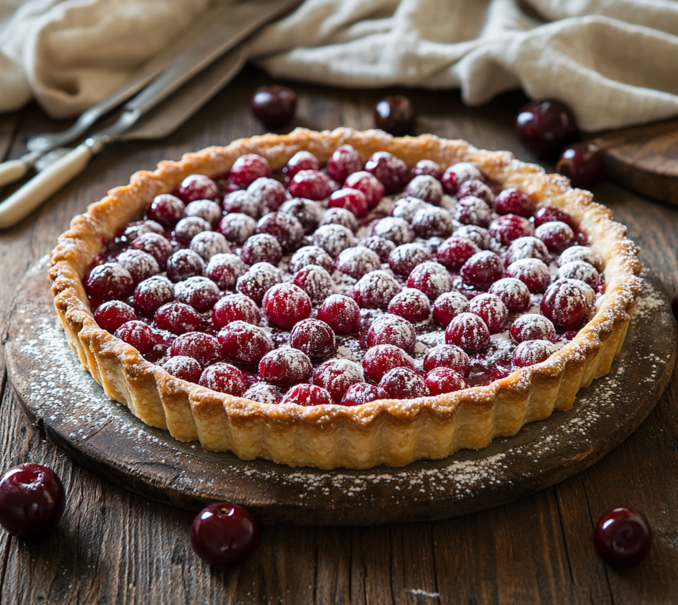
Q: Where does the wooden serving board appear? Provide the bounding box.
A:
[594,117,678,205]
[4,258,676,526]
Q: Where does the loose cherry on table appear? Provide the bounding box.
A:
[191,503,260,569]
[374,95,415,136]
[593,507,653,567]
[0,463,66,538]
[556,142,606,189]
[250,85,297,128]
[515,99,578,158]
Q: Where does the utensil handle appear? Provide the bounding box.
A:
[0,144,92,229]
[0,159,30,187]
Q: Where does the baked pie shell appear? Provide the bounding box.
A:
[49,128,642,469]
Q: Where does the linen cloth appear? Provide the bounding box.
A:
[1,0,678,131]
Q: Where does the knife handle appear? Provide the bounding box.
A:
[0,159,30,188]
[0,144,93,229]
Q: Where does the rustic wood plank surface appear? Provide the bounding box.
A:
[0,66,677,604]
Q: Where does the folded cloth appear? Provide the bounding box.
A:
[2,0,678,131]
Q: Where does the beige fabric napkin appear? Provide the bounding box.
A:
[2,0,678,131]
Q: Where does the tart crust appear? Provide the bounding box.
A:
[49,128,642,469]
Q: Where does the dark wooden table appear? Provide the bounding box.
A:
[0,66,677,604]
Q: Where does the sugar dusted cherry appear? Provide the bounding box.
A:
[379,367,429,399]
[453,196,492,228]
[290,319,336,360]
[185,200,222,228]
[353,271,401,309]
[317,294,361,334]
[388,243,433,277]
[248,177,287,213]
[535,221,575,253]
[454,225,491,250]
[199,363,247,395]
[289,245,333,274]
[341,383,387,406]
[218,213,256,246]
[541,279,589,329]
[163,356,202,383]
[170,332,221,367]
[505,236,550,265]
[329,188,368,218]
[407,261,453,301]
[206,253,246,290]
[506,258,551,294]
[411,159,442,180]
[457,179,495,207]
[166,250,205,283]
[262,283,312,329]
[288,170,332,201]
[488,277,531,313]
[189,231,230,262]
[212,293,261,328]
[433,291,469,326]
[283,151,321,178]
[230,154,271,189]
[94,300,138,333]
[154,302,202,335]
[366,314,417,354]
[241,233,283,267]
[516,99,578,158]
[344,171,384,208]
[388,288,430,323]
[489,214,534,246]
[468,293,507,333]
[131,232,173,267]
[313,224,356,257]
[320,207,358,233]
[374,95,415,136]
[494,188,534,217]
[178,174,220,204]
[218,321,273,366]
[147,193,185,228]
[328,145,364,183]
[558,246,602,271]
[425,367,468,395]
[293,265,334,304]
[173,216,211,246]
[257,212,304,253]
[557,260,600,288]
[223,190,261,219]
[115,320,156,354]
[405,175,443,206]
[259,348,313,386]
[391,196,429,222]
[363,344,415,383]
[510,314,556,343]
[436,237,480,271]
[313,359,363,403]
[593,507,653,568]
[445,312,491,351]
[133,275,175,320]
[85,263,134,301]
[280,197,322,234]
[441,162,483,195]
[423,344,470,375]
[244,382,283,404]
[512,340,558,368]
[365,151,409,194]
[282,384,333,406]
[460,251,505,290]
[412,207,453,238]
[533,206,576,230]
[0,464,65,538]
[251,85,296,127]
[335,246,381,280]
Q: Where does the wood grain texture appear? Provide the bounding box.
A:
[0,67,676,603]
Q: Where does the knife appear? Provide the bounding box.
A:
[0,0,298,188]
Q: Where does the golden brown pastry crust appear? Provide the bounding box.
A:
[49,128,642,469]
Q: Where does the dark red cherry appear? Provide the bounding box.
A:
[257,212,304,253]
[362,344,415,383]
[283,151,322,178]
[379,367,429,399]
[170,332,221,367]
[199,363,247,395]
[282,384,333,406]
[341,383,387,407]
[327,145,364,183]
[293,265,334,303]
[432,291,468,326]
[494,188,535,217]
[533,206,577,230]
[259,348,313,386]
[388,288,430,323]
[94,300,138,333]
[166,250,205,283]
[460,251,505,290]
[154,302,202,335]
[313,359,363,403]
[317,295,361,334]
[262,283,312,329]
[241,233,283,266]
[353,271,401,309]
[191,503,260,569]
[230,155,271,190]
[556,142,605,189]
[374,95,415,136]
[423,344,470,375]
[251,85,297,128]
[290,319,336,360]
[344,171,384,209]
[445,312,491,351]
[593,507,653,568]
[512,340,557,368]
[407,261,453,301]
[147,194,185,228]
[163,356,202,383]
[130,232,173,268]
[212,293,261,329]
[541,280,589,330]
[287,170,332,201]
[115,320,156,354]
[365,152,409,194]
[177,175,220,204]
[425,367,468,395]
[366,314,417,354]
[329,188,368,219]
[218,322,274,367]
[85,263,134,301]
[516,99,578,158]
[437,237,480,271]
[411,159,442,180]
[0,464,65,539]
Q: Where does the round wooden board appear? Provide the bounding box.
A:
[5,258,676,526]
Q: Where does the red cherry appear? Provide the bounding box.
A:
[85,263,134,301]
[206,253,246,290]
[516,99,578,158]
[557,261,600,288]
[280,198,322,234]
[360,236,395,262]
[189,231,230,262]
[185,200,222,228]
[593,507,653,568]
[230,154,271,189]
[405,175,443,206]
[115,320,157,354]
[374,95,415,136]
[364,151,409,194]
[335,247,381,280]
[411,207,453,238]
[262,283,312,330]
[344,171,384,208]
[317,295,361,334]
[94,300,138,333]
[282,384,333,406]
[123,219,164,243]
[174,276,219,312]
[218,214,256,246]
[457,179,495,207]
[177,175,220,204]
[388,243,433,277]
[363,344,415,383]
[289,246,333,274]
[407,261,453,301]
[218,322,274,367]
[130,232,173,268]
[505,236,550,265]
[251,85,296,128]
[223,190,262,219]
[535,221,575,253]
[341,383,387,407]
[313,359,363,403]
[494,188,535,217]
[166,250,205,283]
[147,194,185,228]
[437,237,480,271]
[212,293,260,328]
[241,233,283,266]
[327,145,364,183]
[460,251,505,290]
[287,170,332,201]
[512,340,557,368]
[445,312,491,351]
[163,356,202,383]
[293,265,334,304]
[353,271,401,309]
[170,332,221,367]
[533,206,576,230]
[541,280,589,329]
[191,503,260,569]
[244,383,283,404]
[453,196,492,228]
[379,367,429,399]
[283,151,321,178]
[489,214,534,246]
[425,367,468,395]
[199,363,247,395]
[556,142,605,189]
[236,263,282,305]
[388,288,431,323]
[0,464,65,538]
[248,177,287,213]
[366,314,417,354]
[329,188,368,218]
[257,212,304,253]
[290,319,336,360]
[506,258,551,294]
[116,250,160,284]
[313,224,356,257]
[154,302,202,335]
[432,291,469,326]
[441,163,483,195]
[467,293,507,333]
[423,344,470,375]
[510,314,556,343]
[258,349,313,386]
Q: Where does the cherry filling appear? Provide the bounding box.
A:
[88,152,603,406]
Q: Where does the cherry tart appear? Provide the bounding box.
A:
[50,128,641,469]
